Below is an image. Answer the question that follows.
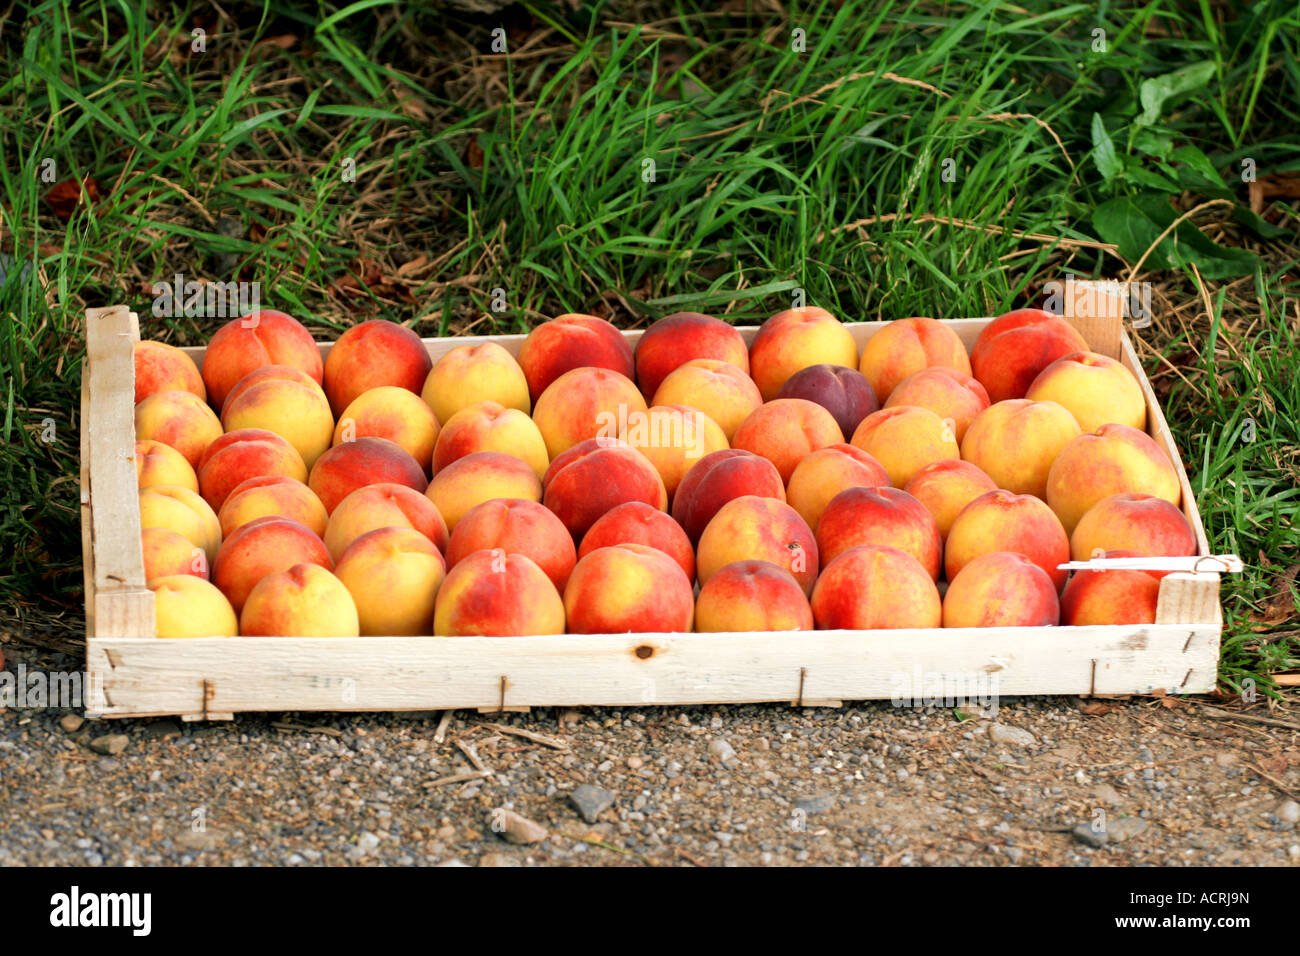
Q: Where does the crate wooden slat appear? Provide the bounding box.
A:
[81,280,1221,719]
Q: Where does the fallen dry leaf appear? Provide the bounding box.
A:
[1079,700,1118,717]
[1249,171,1300,215]
[467,138,485,170]
[1249,563,1299,629]
[46,176,101,220]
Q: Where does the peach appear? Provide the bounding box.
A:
[213,515,333,613]
[945,489,1070,591]
[134,340,205,405]
[517,313,635,403]
[433,548,565,636]
[694,560,814,632]
[220,364,326,416]
[240,563,360,637]
[634,312,749,399]
[731,398,843,483]
[324,482,449,562]
[221,375,333,469]
[564,543,694,634]
[197,428,308,512]
[969,308,1089,403]
[134,390,223,469]
[696,495,818,595]
[432,400,548,479]
[810,545,942,630]
[959,399,1081,500]
[1070,492,1196,562]
[578,501,694,582]
[149,575,237,638]
[201,310,323,410]
[307,436,427,514]
[445,498,576,592]
[1045,424,1181,535]
[816,487,942,579]
[323,319,432,416]
[942,552,1060,627]
[850,405,959,488]
[651,359,763,441]
[532,366,647,460]
[335,527,446,635]
[135,439,198,492]
[858,317,971,404]
[138,485,222,566]
[332,386,440,474]
[885,367,989,443]
[902,459,997,541]
[217,475,329,538]
[1026,351,1146,433]
[749,306,859,401]
[775,363,879,438]
[623,404,729,500]
[785,444,891,532]
[422,342,531,423]
[425,451,543,532]
[1060,559,1162,626]
[142,527,209,581]
[671,448,786,545]
[542,438,668,540]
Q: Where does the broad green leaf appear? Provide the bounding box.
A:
[1090,113,1122,182]
[1093,194,1258,278]
[1170,145,1228,190]
[1137,62,1216,126]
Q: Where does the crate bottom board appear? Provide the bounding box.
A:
[85,625,1219,719]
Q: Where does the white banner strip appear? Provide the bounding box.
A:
[1057,554,1243,574]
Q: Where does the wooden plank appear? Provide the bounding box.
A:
[1061,277,1126,357]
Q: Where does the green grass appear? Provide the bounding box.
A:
[1,0,1297,687]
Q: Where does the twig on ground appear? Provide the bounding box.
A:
[485,722,568,750]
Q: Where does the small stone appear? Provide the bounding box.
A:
[1106,816,1149,843]
[59,714,85,733]
[140,720,181,740]
[708,738,736,764]
[491,808,547,845]
[479,852,521,867]
[1288,845,1300,860]
[1277,801,1300,824]
[286,853,305,865]
[436,824,457,841]
[437,859,469,867]
[627,756,644,770]
[348,831,381,859]
[988,724,1036,748]
[1072,823,1108,848]
[570,784,616,824]
[794,792,835,815]
[88,734,129,756]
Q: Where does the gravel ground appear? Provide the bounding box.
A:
[2,639,1299,867]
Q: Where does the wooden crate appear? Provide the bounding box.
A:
[80,280,1221,720]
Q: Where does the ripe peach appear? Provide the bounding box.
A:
[775,363,879,438]
[134,340,205,405]
[422,342,531,423]
[1025,351,1146,433]
[810,545,942,630]
[149,575,237,638]
[324,482,449,562]
[142,527,209,581]
[332,386,441,474]
[517,314,635,403]
[785,444,890,532]
[307,436,427,514]
[221,374,334,469]
[197,428,308,512]
[945,489,1070,591]
[541,438,667,541]
[749,306,859,401]
[731,398,843,483]
[634,312,748,399]
[671,449,786,545]
[532,366,647,460]
[138,485,222,566]
[885,367,989,443]
[425,451,543,533]
[213,515,332,613]
[578,501,694,582]
[240,563,360,637]
[218,475,329,539]
[902,459,997,541]
[850,405,959,488]
[446,498,577,592]
[816,487,942,579]
[563,544,694,634]
[624,404,729,500]
[858,317,971,404]
[433,548,565,636]
[694,560,813,632]
[696,495,818,596]
[1045,424,1181,535]
[432,400,548,479]
[134,390,223,469]
[1060,560,1162,626]
[942,552,1060,627]
[220,364,326,416]
[1070,493,1196,562]
[651,359,763,441]
[960,399,1081,500]
[969,308,1089,403]
[335,527,446,635]
[201,310,323,410]
[323,319,432,417]
[135,439,198,492]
